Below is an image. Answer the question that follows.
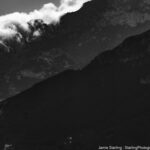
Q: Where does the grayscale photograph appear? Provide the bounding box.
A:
[0,0,150,149]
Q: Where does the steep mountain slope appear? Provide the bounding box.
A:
[1,29,150,149]
[1,0,150,101]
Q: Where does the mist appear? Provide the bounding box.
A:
[0,0,92,52]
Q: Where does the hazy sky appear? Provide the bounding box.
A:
[0,0,60,15]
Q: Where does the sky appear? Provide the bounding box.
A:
[0,0,60,15]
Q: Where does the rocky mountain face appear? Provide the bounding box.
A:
[1,0,150,101]
[0,0,103,101]
[1,28,150,149]
[0,47,75,101]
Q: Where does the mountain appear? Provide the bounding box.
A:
[1,0,150,101]
[1,28,150,149]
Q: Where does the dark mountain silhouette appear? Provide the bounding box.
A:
[0,29,150,149]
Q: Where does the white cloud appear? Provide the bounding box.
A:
[0,0,92,51]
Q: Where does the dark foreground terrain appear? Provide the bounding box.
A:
[0,29,150,149]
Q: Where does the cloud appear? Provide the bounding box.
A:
[0,0,92,52]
